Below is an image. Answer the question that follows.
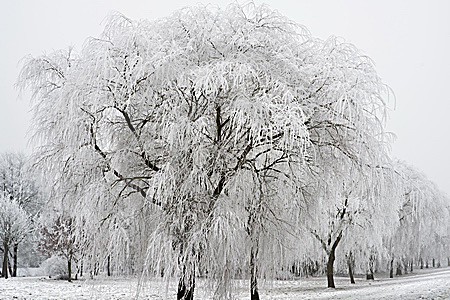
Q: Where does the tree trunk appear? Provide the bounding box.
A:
[426,260,429,268]
[68,255,72,282]
[366,272,374,280]
[12,243,18,277]
[403,259,408,274]
[250,245,260,300]
[2,241,8,279]
[448,257,449,267]
[177,266,195,300]
[389,258,394,278]
[420,257,423,269]
[7,253,12,278]
[327,232,342,288]
[107,255,111,277]
[410,259,413,273]
[396,263,402,276]
[432,258,435,268]
[347,256,355,284]
[80,261,83,277]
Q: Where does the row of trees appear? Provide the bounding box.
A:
[0,152,77,281]
[15,3,450,300]
[0,152,40,279]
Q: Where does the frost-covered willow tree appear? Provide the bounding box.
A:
[290,36,395,288]
[388,161,450,273]
[337,164,402,281]
[18,4,317,299]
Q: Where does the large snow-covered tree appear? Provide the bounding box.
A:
[18,4,313,299]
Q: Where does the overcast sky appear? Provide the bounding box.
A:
[1,0,449,194]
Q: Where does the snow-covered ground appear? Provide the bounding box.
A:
[1,267,449,299]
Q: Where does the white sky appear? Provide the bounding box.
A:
[1,0,449,194]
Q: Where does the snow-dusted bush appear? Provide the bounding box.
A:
[40,255,68,277]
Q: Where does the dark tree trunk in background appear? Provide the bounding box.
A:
[80,261,83,277]
[12,244,18,277]
[448,257,449,267]
[250,246,260,300]
[403,259,408,274]
[2,241,8,279]
[420,258,423,269]
[426,260,429,268]
[68,255,72,282]
[107,255,111,276]
[432,258,435,268]
[177,266,195,300]
[389,258,394,278]
[410,259,413,272]
[366,272,374,280]
[7,254,12,278]
[347,252,355,284]
[396,263,402,276]
[366,256,375,280]
[348,259,355,284]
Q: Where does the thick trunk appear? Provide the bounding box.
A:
[420,257,423,269]
[68,255,72,282]
[426,260,429,268]
[432,258,435,268]
[12,244,18,277]
[327,252,335,288]
[177,266,195,300]
[107,255,111,277]
[2,241,8,279]
[326,232,342,288]
[250,246,260,300]
[177,276,195,300]
[410,259,413,272]
[347,256,355,284]
[389,258,394,278]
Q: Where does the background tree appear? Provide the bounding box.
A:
[38,216,77,282]
[294,35,395,288]
[0,194,31,278]
[0,152,41,276]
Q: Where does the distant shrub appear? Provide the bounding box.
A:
[40,255,67,277]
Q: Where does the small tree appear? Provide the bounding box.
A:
[38,216,77,282]
[0,194,30,278]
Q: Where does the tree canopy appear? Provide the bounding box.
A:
[17,3,450,299]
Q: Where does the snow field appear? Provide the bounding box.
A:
[1,267,449,299]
